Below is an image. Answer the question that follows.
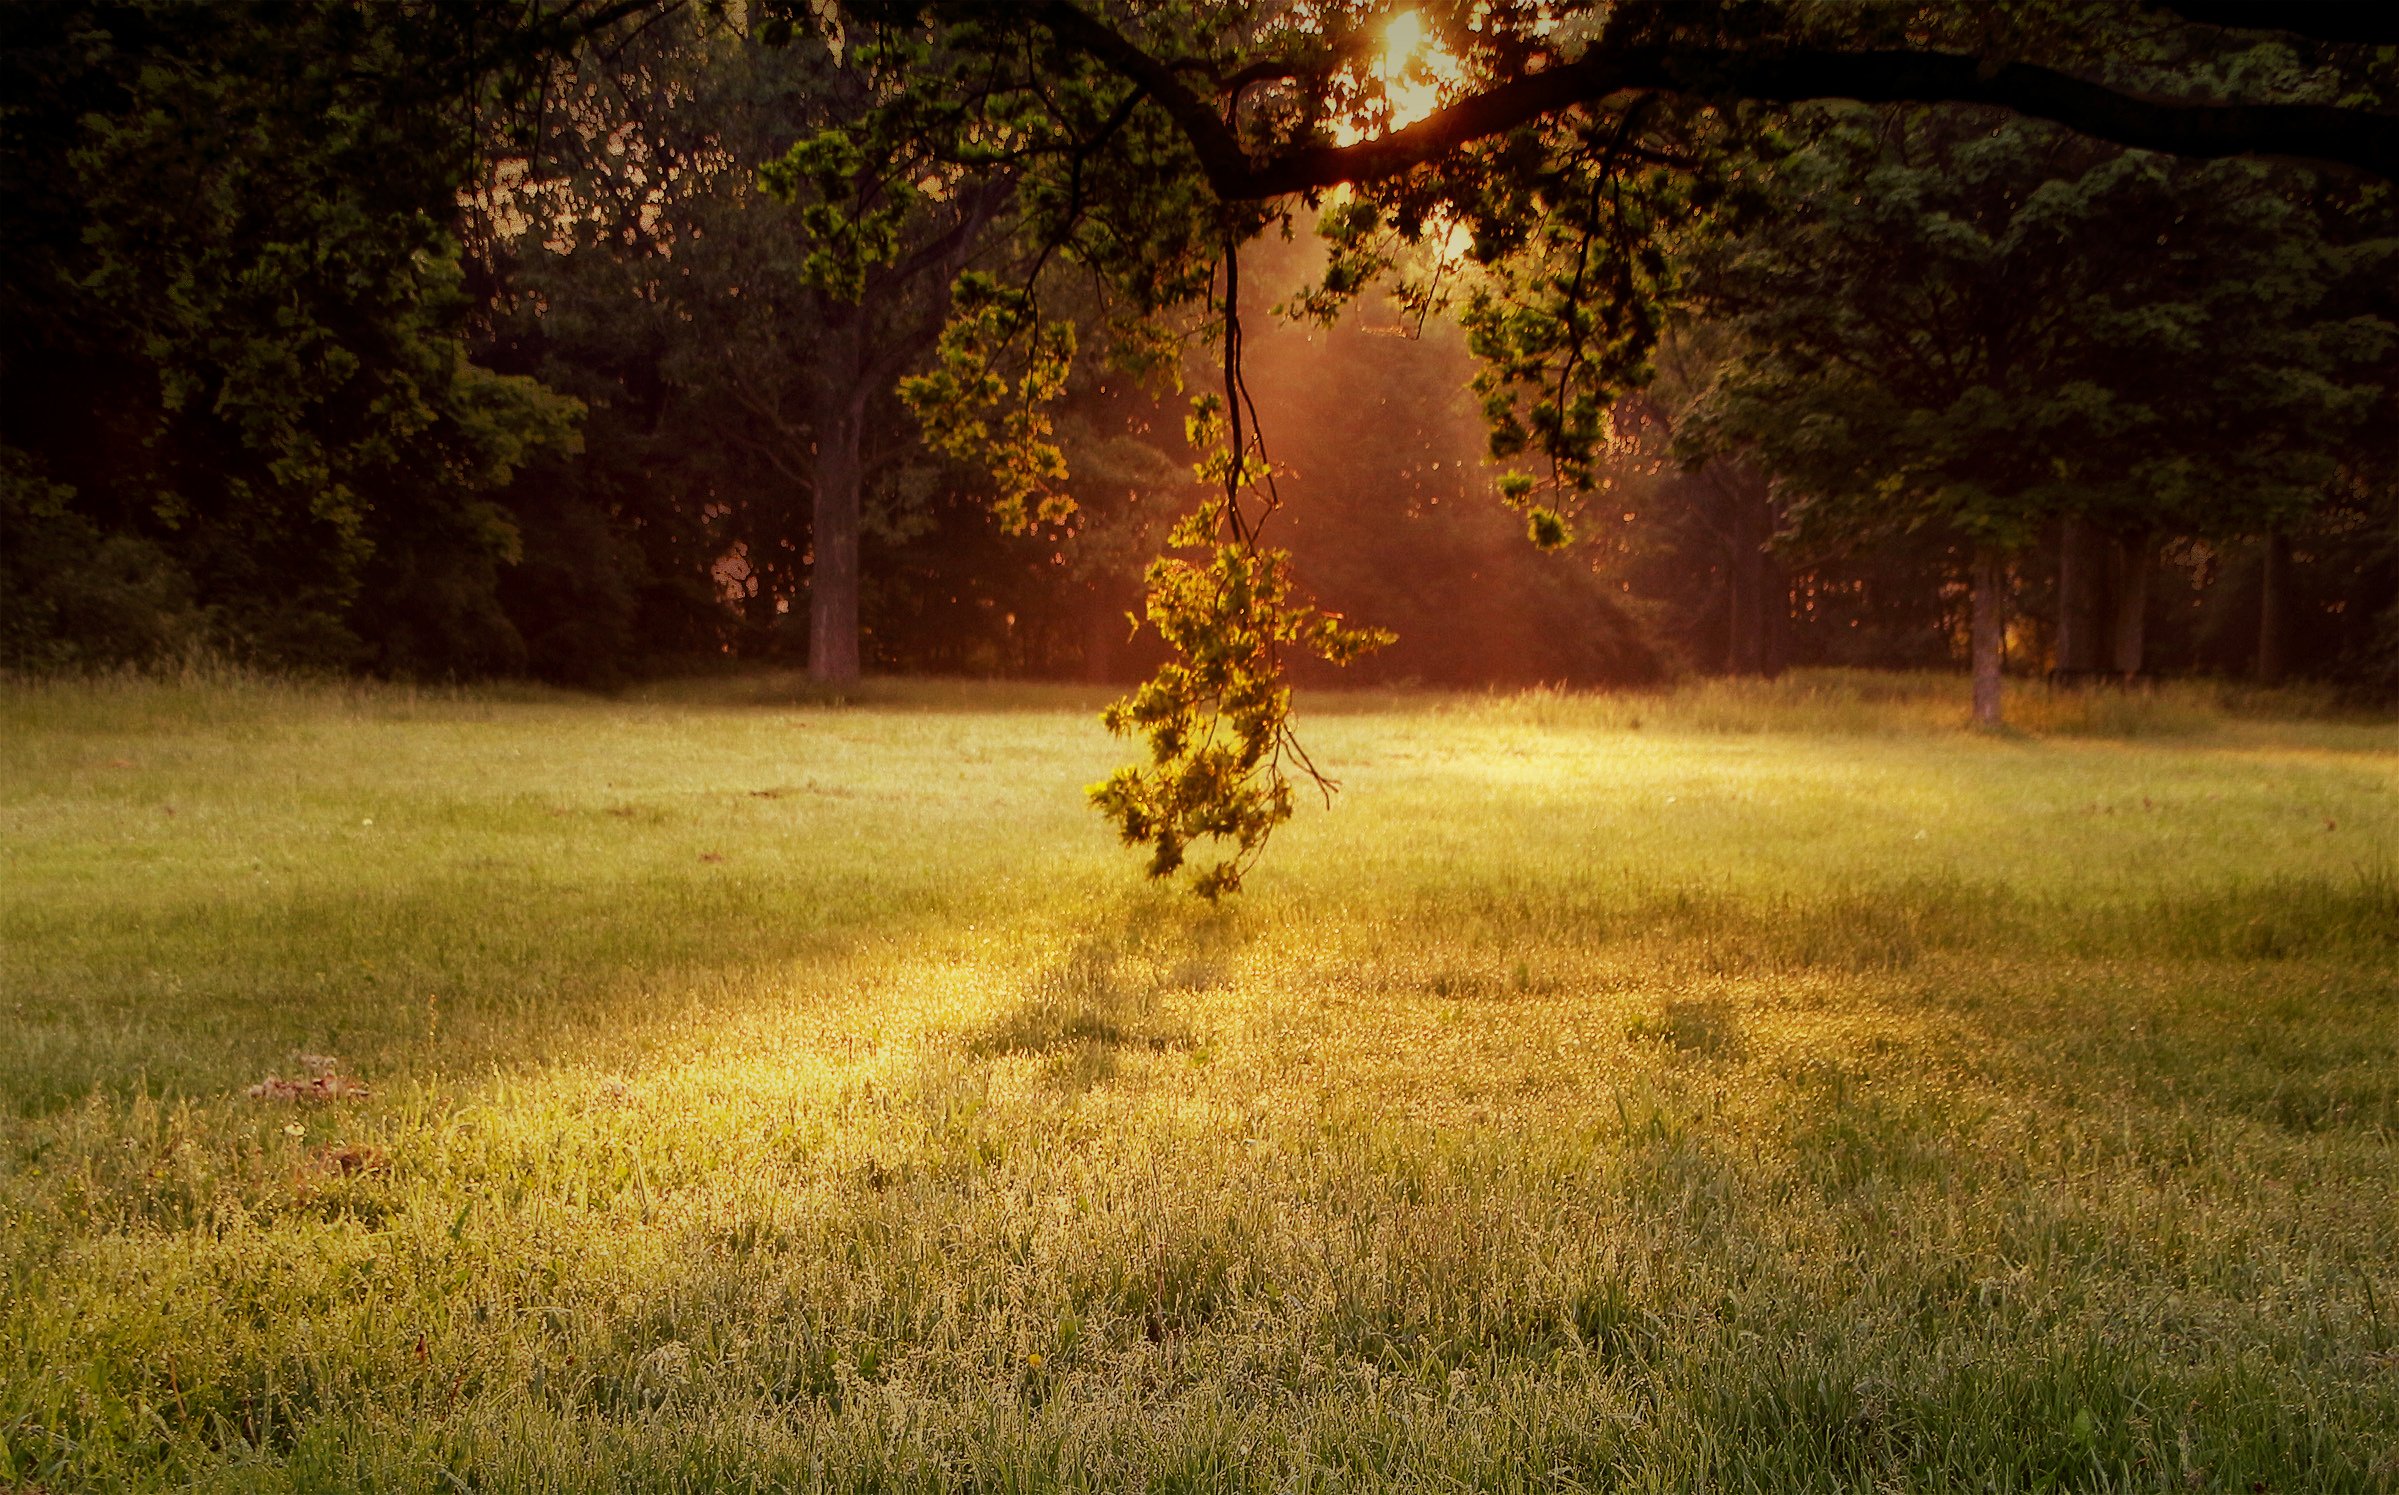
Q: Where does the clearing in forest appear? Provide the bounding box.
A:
[2,673,2395,1490]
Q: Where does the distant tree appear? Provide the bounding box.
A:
[757,101,1009,683]
[1675,104,2393,724]
[0,1,611,671]
[476,11,1007,684]
[1585,331,1792,680]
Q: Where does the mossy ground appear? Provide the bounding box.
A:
[3,671,2395,1491]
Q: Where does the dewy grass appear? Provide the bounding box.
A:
[2,672,2395,1491]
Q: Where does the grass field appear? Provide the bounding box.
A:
[3,670,2397,1492]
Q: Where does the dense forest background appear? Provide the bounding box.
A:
[4,3,2393,693]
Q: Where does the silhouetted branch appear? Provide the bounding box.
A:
[1029,2,2399,191]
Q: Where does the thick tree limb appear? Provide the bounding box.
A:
[1027,0,1258,189]
[1031,3,2399,194]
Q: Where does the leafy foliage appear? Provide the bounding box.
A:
[900,274,1078,535]
[1090,483,1389,899]
[0,1,585,670]
[1677,103,2396,559]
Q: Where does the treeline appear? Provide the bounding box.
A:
[4,4,2393,693]
[1623,101,2396,699]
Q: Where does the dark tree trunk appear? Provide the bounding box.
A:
[1970,546,2007,728]
[807,354,868,686]
[1758,548,1789,679]
[2109,529,2155,679]
[1722,468,1782,677]
[792,179,1002,687]
[1084,586,1121,684]
[1725,522,1756,676]
[2256,527,2290,686]
[2054,512,2104,681]
[741,563,778,646]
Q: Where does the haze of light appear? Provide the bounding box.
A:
[1336,8,1453,141]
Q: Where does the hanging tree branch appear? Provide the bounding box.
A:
[1026,1,2399,193]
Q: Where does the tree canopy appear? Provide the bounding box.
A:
[0,1,628,669]
[1676,107,2394,718]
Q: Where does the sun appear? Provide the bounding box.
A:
[1373,9,1451,130]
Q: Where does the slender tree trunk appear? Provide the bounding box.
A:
[807,371,868,686]
[740,557,778,652]
[2256,527,2290,686]
[2054,513,2101,681]
[1759,549,1788,679]
[1725,510,1756,676]
[2110,529,2155,680]
[1084,586,1120,684]
[1970,546,2007,728]
[1724,473,1780,677]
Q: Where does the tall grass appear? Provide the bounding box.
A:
[2,671,2395,1490]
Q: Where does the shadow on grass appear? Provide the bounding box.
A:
[1625,997,1746,1060]
[964,907,1244,1093]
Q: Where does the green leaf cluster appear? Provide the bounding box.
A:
[0,1,580,670]
[1678,101,2396,556]
[1089,490,1389,900]
[900,274,1079,534]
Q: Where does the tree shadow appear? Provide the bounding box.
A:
[965,905,1242,1092]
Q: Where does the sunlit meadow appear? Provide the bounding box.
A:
[3,671,2396,1491]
